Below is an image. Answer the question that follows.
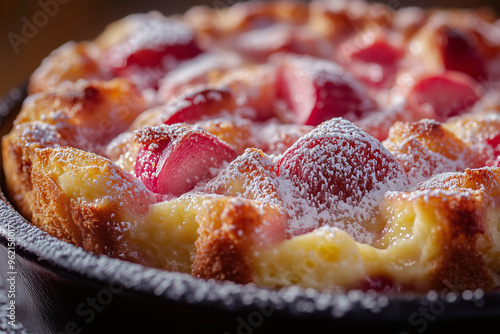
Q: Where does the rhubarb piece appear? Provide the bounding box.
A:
[277,119,407,206]
[16,78,147,150]
[135,124,238,196]
[348,39,402,66]
[406,71,482,121]
[354,103,412,142]
[276,54,374,126]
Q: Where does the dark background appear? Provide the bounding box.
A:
[1,0,499,98]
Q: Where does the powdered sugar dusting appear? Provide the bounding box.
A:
[20,122,64,148]
[204,119,409,244]
[205,148,281,207]
[384,119,477,185]
[415,172,463,191]
[161,86,231,122]
[41,147,155,218]
[253,121,314,155]
[134,123,193,145]
[107,14,196,69]
[301,117,379,143]
[277,118,408,243]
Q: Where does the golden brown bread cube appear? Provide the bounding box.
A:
[28,42,103,94]
[30,147,156,261]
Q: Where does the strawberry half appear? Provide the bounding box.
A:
[102,13,202,87]
[407,71,482,121]
[275,54,374,126]
[277,118,408,241]
[439,27,486,81]
[135,124,237,196]
[340,36,403,89]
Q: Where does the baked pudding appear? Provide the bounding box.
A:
[4,0,500,294]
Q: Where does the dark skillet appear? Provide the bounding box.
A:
[0,85,499,334]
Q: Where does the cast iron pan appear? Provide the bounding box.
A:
[1,85,500,334]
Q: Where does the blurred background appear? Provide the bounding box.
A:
[1,0,499,98]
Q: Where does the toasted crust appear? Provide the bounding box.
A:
[2,123,66,219]
[18,79,147,149]
[193,198,261,283]
[31,164,82,245]
[373,168,500,291]
[384,119,484,183]
[193,197,286,283]
[426,193,493,290]
[70,199,130,259]
[28,41,103,94]
[192,198,257,283]
[29,147,156,261]
[3,78,147,220]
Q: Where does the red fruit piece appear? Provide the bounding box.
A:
[485,134,500,166]
[277,118,407,204]
[160,87,236,125]
[340,36,403,88]
[277,118,408,241]
[135,124,238,196]
[411,21,486,82]
[276,54,374,126]
[348,39,403,66]
[489,157,500,167]
[439,27,486,81]
[407,71,482,121]
[103,13,202,80]
[486,134,500,157]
